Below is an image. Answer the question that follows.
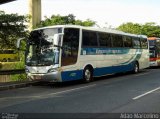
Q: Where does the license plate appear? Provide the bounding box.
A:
[34,75,42,80]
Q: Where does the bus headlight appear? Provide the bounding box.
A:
[48,68,57,73]
[25,68,30,73]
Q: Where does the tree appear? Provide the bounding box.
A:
[0,11,29,49]
[141,22,160,37]
[37,14,96,28]
[117,22,160,37]
[75,19,96,26]
[117,22,142,34]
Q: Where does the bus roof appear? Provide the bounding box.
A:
[33,25,146,38]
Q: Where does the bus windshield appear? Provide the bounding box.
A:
[149,48,156,58]
[149,39,160,59]
[26,28,62,66]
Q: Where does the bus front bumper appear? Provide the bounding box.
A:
[27,71,61,82]
[150,61,158,66]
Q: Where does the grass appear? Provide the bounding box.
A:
[11,74,27,82]
[0,61,27,82]
[0,62,24,70]
[0,52,28,82]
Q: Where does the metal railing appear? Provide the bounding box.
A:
[0,69,25,75]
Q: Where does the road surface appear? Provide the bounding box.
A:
[0,68,160,118]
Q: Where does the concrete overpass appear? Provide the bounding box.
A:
[1,0,41,30]
[0,0,16,4]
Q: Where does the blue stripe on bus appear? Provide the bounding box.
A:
[61,70,83,81]
[81,48,130,55]
[61,62,135,82]
[81,47,142,65]
[94,62,134,77]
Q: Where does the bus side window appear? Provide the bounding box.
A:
[133,37,141,49]
[82,30,98,47]
[61,28,79,66]
[112,34,123,47]
[141,38,148,49]
[98,32,112,47]
[124,36,133,48]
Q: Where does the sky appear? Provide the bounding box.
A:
[0,0,160,28]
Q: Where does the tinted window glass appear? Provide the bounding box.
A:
[82,30,98,47]
[133,37,141,48]
[98,32,112,47]
[124,36,133,48]
[141,38,148,49]
[112,34,123,47]
[61,28,79,66]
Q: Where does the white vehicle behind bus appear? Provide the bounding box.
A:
[17,25,150,82]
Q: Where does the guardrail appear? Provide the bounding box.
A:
[0,69,25,75]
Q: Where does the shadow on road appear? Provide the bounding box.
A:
[149,66,160,69]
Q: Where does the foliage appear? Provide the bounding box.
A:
[37,14,96,28]
[11,61,26,81]
[0,63,2,69]
[141,22,160,37]
[0,11,29,49]
[11,74,27,81]
[117,22,142,34]
[117,22,160,37]
[11,54,26,81]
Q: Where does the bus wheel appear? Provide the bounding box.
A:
[133,62,139,73]
[83,67,93,83]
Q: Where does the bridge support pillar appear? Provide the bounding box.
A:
[28,0,41,30]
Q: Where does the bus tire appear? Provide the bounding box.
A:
[133,62,139,73]
[83,66,93,83]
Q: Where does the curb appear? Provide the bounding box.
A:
[0,81,36,91]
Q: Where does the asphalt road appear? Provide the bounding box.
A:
[0,68,160,118]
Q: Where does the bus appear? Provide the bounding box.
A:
[0,49,19,62]
[148,37,160,66]
[17,25,149,82]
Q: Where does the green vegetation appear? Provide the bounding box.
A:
[0,62,19,70]
[117,22,160,37]
[38,14,160,37]
[11,74,27,82]
[0,63,2,69]
[37,14,96,28]
[0,11,29,49]
[0,11,28,81]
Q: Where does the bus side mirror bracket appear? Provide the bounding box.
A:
[17,38,25,50]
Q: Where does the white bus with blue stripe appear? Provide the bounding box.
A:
[23,25,149,82]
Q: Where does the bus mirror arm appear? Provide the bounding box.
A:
[17,38,25,50]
